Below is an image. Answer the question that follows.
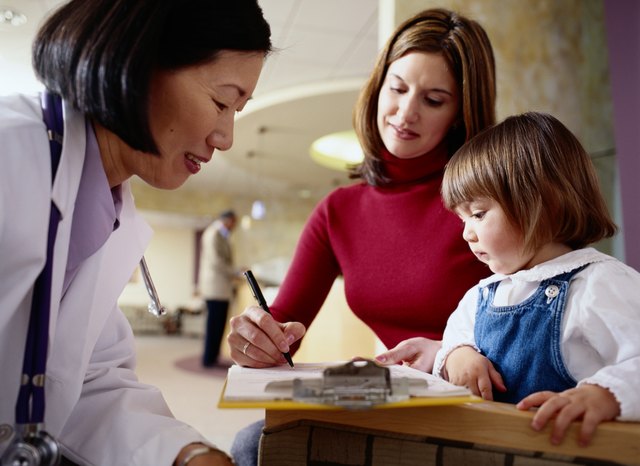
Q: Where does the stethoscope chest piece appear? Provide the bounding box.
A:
[1,427,60,466]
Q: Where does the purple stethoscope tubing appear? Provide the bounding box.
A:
[14,91,63,427]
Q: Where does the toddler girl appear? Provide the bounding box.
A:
[434,112,640,446]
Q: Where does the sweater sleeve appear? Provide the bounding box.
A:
[269,197,341,351]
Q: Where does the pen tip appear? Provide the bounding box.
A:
[284,354,294,368]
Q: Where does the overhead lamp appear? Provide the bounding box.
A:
[310,130,363,172]
[0,7,27,27]
[240,215,252,230]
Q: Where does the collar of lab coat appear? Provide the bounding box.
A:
[51,99,85,220]
[47,101,153,343]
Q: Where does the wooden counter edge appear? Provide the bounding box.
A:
[264,401,640,465]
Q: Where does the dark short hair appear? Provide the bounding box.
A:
[219,209,237,220]
[352,8,496,186]
[442,112,617,251]
[33,0,272,154]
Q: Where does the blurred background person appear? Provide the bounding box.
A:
[198,210,239,367]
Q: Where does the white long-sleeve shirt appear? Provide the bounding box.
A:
[434,248,640,421]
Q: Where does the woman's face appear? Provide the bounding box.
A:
[377,51,460,159]
[132,50,264,190]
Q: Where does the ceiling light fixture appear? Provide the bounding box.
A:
[0,7,27,27]
[310,130,364,172]
[251,199,266,220]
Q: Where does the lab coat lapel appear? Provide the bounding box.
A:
[46,182,152,434]
[48,101,85,344]
[90,181,153,338]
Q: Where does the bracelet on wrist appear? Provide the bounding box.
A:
[178,445,235,466]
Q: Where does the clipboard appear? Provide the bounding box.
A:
[218,359,481,410]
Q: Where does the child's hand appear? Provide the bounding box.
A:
[443,346,506,400]
[517,384,620,446]
[374,337,442,372]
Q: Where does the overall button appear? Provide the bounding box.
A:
[545,285,560,301]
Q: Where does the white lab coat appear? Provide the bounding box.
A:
[0,94,209,465]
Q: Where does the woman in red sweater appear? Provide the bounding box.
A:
[229,8,496,372]
[228,9,497,465]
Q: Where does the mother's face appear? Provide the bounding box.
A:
[376,51,460,159]
[139,50,264,190]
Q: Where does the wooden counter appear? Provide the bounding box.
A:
[263,401,640,465]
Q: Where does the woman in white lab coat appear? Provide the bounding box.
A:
[0,1,271,465]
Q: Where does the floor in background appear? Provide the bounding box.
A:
[134,334,264,455]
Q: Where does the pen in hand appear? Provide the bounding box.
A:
[243,270,294,367]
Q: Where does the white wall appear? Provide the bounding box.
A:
[119,226,198,311]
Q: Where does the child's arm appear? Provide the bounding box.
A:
[442,345,506,400]
[516,384,620,446]
[516,259,640,447]
[435,285,506,398]
[433,286,481,376]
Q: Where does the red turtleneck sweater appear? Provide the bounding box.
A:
[270,149,490,351]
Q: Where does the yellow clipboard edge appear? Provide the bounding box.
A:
[217,379,330,410]
[217,379,483,410]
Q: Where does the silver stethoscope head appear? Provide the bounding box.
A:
[139,256,167,317]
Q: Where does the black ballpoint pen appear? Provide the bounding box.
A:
[243,270,294,367]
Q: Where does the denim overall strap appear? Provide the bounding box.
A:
[475,265,588,403]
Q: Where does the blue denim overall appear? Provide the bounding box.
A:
[475,266,587,403]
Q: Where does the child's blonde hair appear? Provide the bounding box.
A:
[442,112,616,253]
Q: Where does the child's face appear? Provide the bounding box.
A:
[455,198,532,275]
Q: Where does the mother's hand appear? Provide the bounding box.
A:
[227,305,305,368]
[374,337,442,372]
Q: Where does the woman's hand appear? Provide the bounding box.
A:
[517,384,620,446]
[227,305,305,368]
[443,346,506,400]
[374,337,442,372]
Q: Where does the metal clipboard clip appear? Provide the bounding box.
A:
[291,360,412,409]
